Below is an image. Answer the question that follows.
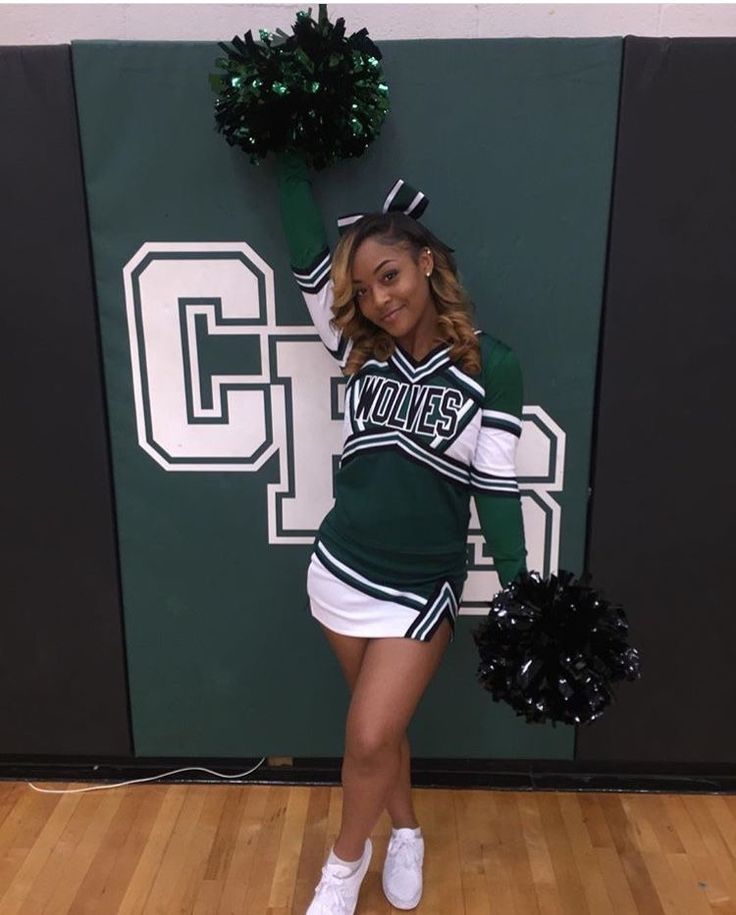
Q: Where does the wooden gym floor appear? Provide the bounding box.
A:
[0,780,735,913]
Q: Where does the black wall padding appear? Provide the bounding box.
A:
[0,46,132,755]
[580,38,736,763]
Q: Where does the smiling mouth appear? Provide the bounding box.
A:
[382,305,404,321]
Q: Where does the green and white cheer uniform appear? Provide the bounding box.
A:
[276,151,527,643]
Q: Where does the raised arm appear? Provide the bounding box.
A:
[275,149,351,367]
[471,335,528,587]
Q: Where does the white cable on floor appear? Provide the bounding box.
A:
[26,758,268,793]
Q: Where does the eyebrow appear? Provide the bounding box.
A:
[352,259,396,284]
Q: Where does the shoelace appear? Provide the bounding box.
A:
[388,834,422,871]
[313,866,352,911]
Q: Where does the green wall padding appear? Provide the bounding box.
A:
[71,37,621,757]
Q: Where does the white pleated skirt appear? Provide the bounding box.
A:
[306,550,458,643]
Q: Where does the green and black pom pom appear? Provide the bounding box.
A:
[209,4,390,170]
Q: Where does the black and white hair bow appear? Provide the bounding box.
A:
[336,179,429,236]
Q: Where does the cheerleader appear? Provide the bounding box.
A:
[275,149,527,914]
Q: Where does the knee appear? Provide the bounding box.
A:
[345,724,399,765]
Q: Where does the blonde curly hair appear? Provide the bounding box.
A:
[329,211,481,376]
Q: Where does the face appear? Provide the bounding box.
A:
[351,237,436,341]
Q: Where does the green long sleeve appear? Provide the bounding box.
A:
[476,494,527,587]
[275,149,329,272]
[472,334,528,588]
[274,150,350,364]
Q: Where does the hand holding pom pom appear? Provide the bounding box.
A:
[472,569,642,726]
[209,4,390,170]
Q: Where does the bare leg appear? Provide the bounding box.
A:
[332,620,451,860]
[317,623,419,834]
[334,739,402,860]
[384,732,419,830]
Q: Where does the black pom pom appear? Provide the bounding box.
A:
[209,4,390,169]
[471,570,642,726]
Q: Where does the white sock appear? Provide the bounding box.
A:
[327,845,364,873]
[392,826,422,838]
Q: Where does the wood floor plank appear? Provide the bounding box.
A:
[166,786,230,914]
[268,786,311,911]
[189,784,250,915]
[517,790,565,915]
[240,785,290,913]
[0,790,82,914]
[0,783,24,832]
[680,794,736,908]
[578,792,613,849]
[477,789,520,915]
[537,791,591,915]
[292,786,331,915]
[25,788,122,915]
[67,785,166,915]
[455,790,494,915]
[117,784,188,915]
[215,785,269,914]
[494,792,541,914]
[135,784,208,914]
[423,788,465,915]
[639,850,688,915]
[557,792,615,914]
[664,851,722,915]
[663,794,735,911]
[0,789,63,897]
[704,796,736,872]
[598,793,667,915]
[619,794,669,854]
[0,781,734,914]
[597,845,644,914]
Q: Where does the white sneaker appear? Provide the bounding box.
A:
[382,827,424,910]
[305,838,372,915]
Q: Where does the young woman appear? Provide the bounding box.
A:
[275,149,527,915]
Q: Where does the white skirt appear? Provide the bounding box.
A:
[307,550,458,643]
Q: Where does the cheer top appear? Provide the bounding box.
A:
[275,150,527,593]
